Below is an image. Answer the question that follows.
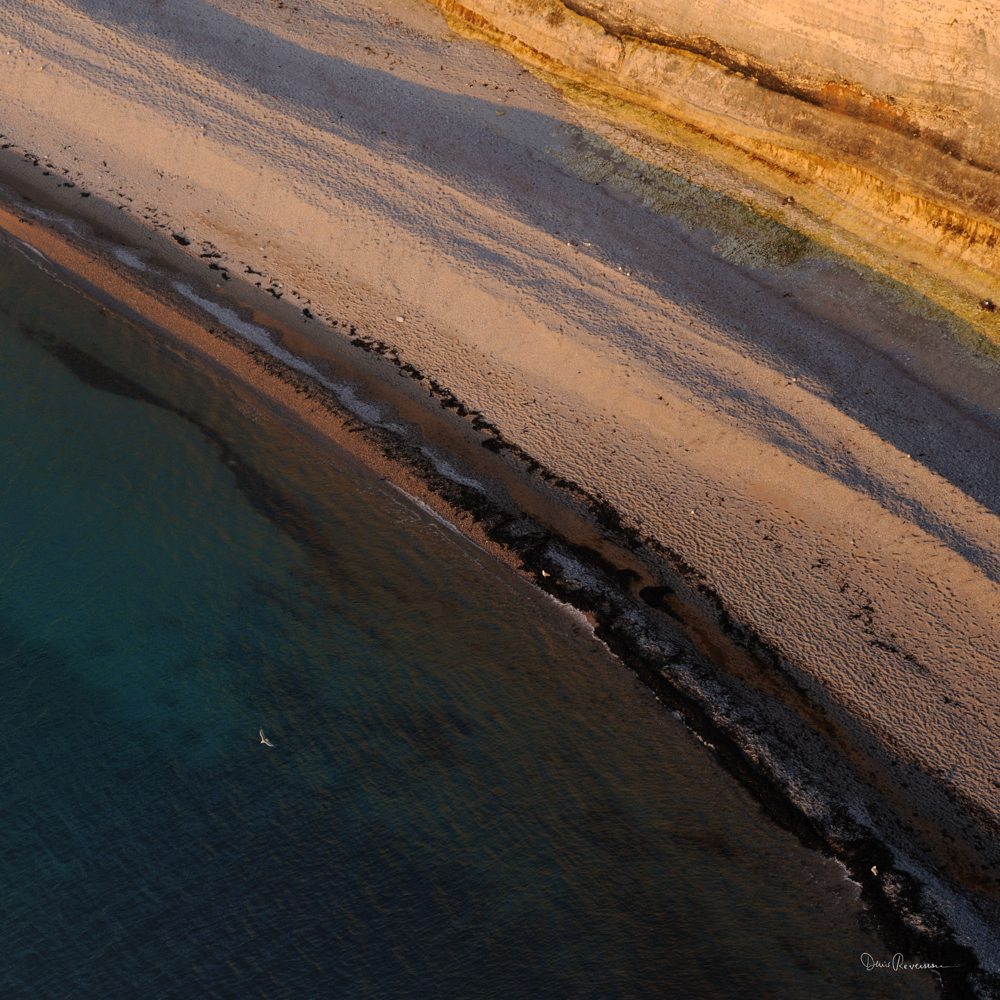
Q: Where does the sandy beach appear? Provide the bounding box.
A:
[3,0,1000,990]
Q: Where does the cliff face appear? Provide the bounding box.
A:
[434,0,1000,318]
[571,0,1000,165]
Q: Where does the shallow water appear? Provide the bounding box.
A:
[0,238,938,999]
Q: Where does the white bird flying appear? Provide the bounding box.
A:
[260,728,274,747]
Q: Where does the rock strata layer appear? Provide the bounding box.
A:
[434,0,1000,315]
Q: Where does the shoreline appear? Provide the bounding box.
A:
[4,1,1000,993]
[0,170,993,997]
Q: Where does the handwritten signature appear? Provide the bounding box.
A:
[861,953,955,972]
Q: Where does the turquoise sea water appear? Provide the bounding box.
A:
[0,239,936,999]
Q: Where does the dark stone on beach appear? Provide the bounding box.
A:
[639,585,674,610]
[172,233,191,246]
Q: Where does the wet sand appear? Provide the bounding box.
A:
[3,0,1000,992]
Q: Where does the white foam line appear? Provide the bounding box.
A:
[540,589,601,636]
[420,447,486,492]
[8,238,69,288]
[384,479,595,638]
[113,248,146,270]
[19,203,86,237]
[332,381,384,424]
[383,480,491,551]
[175,284,488,494]
[14,238,47,260]
[403,492,468,537]
[175,283,383,422]
[830,858,863,891]
[4,199,488,495]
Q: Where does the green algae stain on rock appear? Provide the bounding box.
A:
[554,122,814,268]
[540,75,1000,363]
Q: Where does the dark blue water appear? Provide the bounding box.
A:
[0,240,936,999]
